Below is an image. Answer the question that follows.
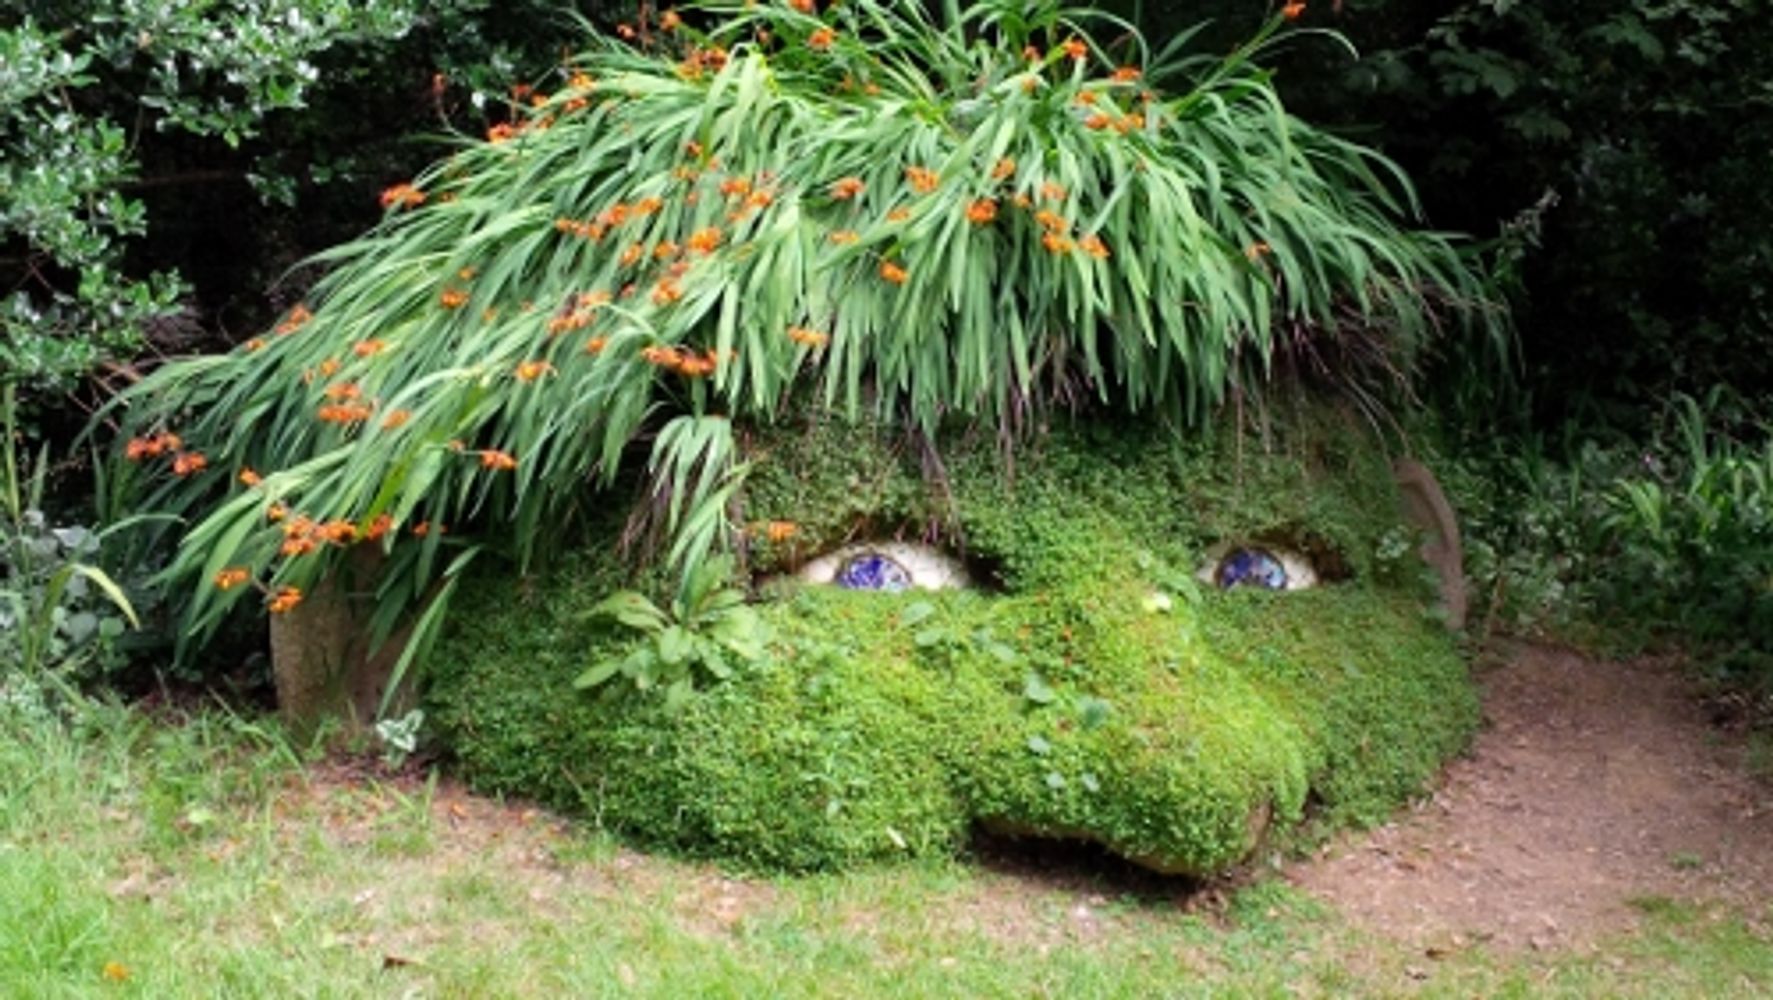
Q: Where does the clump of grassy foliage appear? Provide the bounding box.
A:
[428,411,1476,873]
[103,0,1500,685]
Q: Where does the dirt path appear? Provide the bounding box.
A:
[1289,641,1773,951]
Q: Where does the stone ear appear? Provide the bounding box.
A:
[1393,458,1467,630]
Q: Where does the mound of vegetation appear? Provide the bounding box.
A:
[428,415,1477,874]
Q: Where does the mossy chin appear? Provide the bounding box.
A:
[427,412,1477,875]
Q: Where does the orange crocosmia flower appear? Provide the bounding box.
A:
[651,278,684,306]
[1042,231,1075,254]
[322,381,361,401]
[125,434,176,461]
[829,229,860,245]
[808,27,836,50]
[480,449,518,471]
[765,520,799,543]
[633,196,665,215]
[1112,66,1142,82]
[1115,113,1145,132]
[616,22,636,39]
[1040,181,1067,202]
[1022,45,1041,62]
[585,336,609,354]
[245,337,266,352]
[239,468,263,487]
[381,409,412,430]
[991,157,1016,181]
[440,289,469,309]
[457,266,477,281]
[171,451,208,477]
[654,240,680,259]
[102,962,131,983]
[598,203,630,227]
[515,360,555,382]
[1079,234,1110,259]
[661,8,683,30]
[1084,113,1111,130]
[280,535,316,557]
[362,514,394,543]
[790,0,816,11]
[569,72,595,91]
[886,206,911,222]
[487,122,517,143]
[879,261,909,284]
[1063,37,1088,61]
[267,587,303,614]
[1034,209,1069,233]
[317,403,374,425]
[787,326,830,347]
[686,227,723,253]
[352,339,388,358]
[267,503,289,523]
[1245,241,1273,260]
[904,166,939,193]
[830,176,866,200]
[718,175,752,198]
[745,190,774,211]
[275,303,312,335]
[214,567,251,590]
[966,198,998,224]
[1283,2,1306,20]
[619,243,645,266]
[1075,90,1098,106]
[379,183,425,210]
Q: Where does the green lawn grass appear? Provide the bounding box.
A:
[3,703,1769,998]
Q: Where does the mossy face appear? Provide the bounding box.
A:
[428,412,1475,874]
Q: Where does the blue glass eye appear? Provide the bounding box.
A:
[835,552,914,592]
[1215,547,1289,590]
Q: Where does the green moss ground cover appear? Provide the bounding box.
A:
[429,413,1477,873]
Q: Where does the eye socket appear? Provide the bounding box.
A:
[1198,543,1320,592]
[799,542,972,592]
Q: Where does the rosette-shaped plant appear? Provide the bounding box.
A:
[109,0,1501,683]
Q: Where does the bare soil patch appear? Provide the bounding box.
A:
[1289,640,1773,951]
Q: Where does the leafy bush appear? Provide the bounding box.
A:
[427,415,1477,873]
[107,0,1501,683]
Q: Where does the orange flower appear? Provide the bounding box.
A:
[214,567,251,590]
[661,8,683,30]
[886,206,911,222]
[1063,37,1088,61]
[808,27,836,50]
[879,261,909,284]
[966,198,998,224]
[1079,234,1110,259]
[585,336,608,354]
[1283,2,1306,20]
[634,196,665,215]
[765,520,798,543]
[1023,45,1041,62]
[654,240,681,259]
[744,190,774,211]
[1084,113,1111,130]
[125,432,180,461]
[239,468,263,487]
[651,277,684,306]
[787,326,830,347]
[718,175,752,198]
[362,514,394,543]
[171,451,208,477]
[352,339,388,358]
[515,360,555,382]
[480,449,518,471]
[379,183,425,210]
[686,227,723,254]
[1111,66,1142,82]
[620,242,645,266]
[322,381,361,401]
[381,409,412,430]
[1040,181,1067,202]
[790,0,816,11]
[458,266,477,281]
[1034,209,1069,233]
[991,157,1016,181]
[487,122,517,143]
[830,176,866,200]
[267,503,289,523]
[1042,231,1075,254]
[275,304,312,335]
[1075,90,1098,106]
[829,229,860,244]
[245,338,266,352]
[267,587,303,614]
[440,289,469,309]
[904,166,939,194]
[412,521,442,538]
[317,403,374,424]
[1245,241,1273,260]
[102,962,131,982]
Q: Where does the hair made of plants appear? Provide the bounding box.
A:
[103,0,1503,689]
